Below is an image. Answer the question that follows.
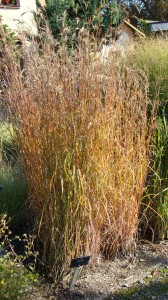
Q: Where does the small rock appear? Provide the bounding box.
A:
[138,279,144,284]
[139,258,145,262]
[121,283,129,287]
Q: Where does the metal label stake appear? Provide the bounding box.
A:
[69,256,90,291]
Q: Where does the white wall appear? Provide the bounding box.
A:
[0,0,38,34]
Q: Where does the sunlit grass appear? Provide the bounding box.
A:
[127,39,168,241]
[2,30,154,278]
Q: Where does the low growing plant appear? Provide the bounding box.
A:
[0,256,39,300]
[0,215,39,300]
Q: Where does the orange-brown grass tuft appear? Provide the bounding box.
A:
[3,31,153,278]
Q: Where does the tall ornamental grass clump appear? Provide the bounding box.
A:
[3,30,153,278]
[127,39,168,240]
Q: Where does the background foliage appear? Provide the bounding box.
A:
[40,0,125,43]
[122,0,168,20]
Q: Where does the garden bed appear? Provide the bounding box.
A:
[25,241,168,300]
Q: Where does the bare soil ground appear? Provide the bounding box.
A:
[30,241,168,300]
